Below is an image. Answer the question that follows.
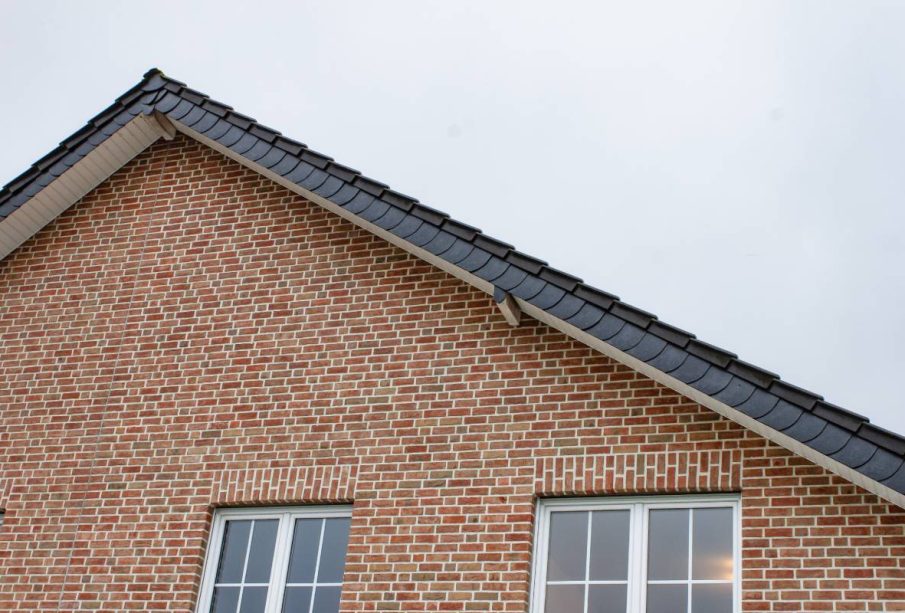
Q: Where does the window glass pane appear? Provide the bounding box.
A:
[238,586,268,613]
[286,518,322,584]
[217,520,252,583]
[282,586,312,613]
[245,520,279,583]
[647,509,689,581]
[210,586,240,613]
[692,508,733,581]
[692,583,732,613]
[545,584,584,613]
[588,583,627,613]
[646,583,687,613]
[311,586,342,613]
[317,517,351,583]
[589,510,630,581]
[547,511,588,581]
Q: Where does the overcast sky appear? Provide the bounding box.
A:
[2,1,904,431]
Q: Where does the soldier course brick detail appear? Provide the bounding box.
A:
[0,135,902,611]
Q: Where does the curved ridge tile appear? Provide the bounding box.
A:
[548,294,585,320]
[808,424,852,456]
[313,176,345,199]
[781,412,827,444]
[168,99,196,120]
[735,389,779,419]
[299,168,330,191]
[359,199,391,222]
[272,155,301,177]
[858,448,903,482]
[648,345,688,373]
[474,257,510,282]
[217,125,246,147]
[231,133,260,155]
[586,313,626,342]
[510,276,547,301]
[154,93,182,114]
[180,106,207,127]
[713,377,757,407]
[258,148,286,170]
[458,249,493,272]
[881,463,905,494]
[566,303,606,331]
[689,367,734,395]
[390,216,424,240]
[285,162,316,184]
[669,354,710,384]
[328,185,358,207]
[530,284,566,310]
[423,231,457,255]
[608,323,646,351]
[245,141,273,162]
[493,267,528,292]
[205,119,234,140]
[407,224,441,247]
[759,400,804,431]
[438,240,474,265]
[373,206,408,231]
[831,438,879,470]
[193,111,219,133]
[626,335,667,362]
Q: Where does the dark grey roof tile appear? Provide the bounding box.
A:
[781,412,827,443]
[727,360,780,389]
[299,168,330,191]
[285,162,317,185]
[831,437,878,470]
[231,133,259,155]
[271,155,301,177]
[372,206,408,231]
[154,92,182,113]
[422,231,457,256]
[249,124,280,142]
[759,400,804,431]
[217,125,246,147]
[813,401,869,432]
[566,303,606,331]
[505,251,547,275]
[626,335,668,362]
[437,239,474,264]
[474,257,510,282]
[443,219,480,241]
[330,185,360,206]
[407,223,441,247]
[411,204,449,225]
[168,99,196,121]
[492,266,528,292]
[274,136,306,155]
[735,389,779,419]
[647,345,688,373]
[457,248,492,272]
[204,118,233,140]
[390,216,424,240]
[882,464,905,493]
[547,294,585,320]
[573,285,618,310]
[647,321,694,347]
[529,284,567,310]
[473,235,513,258]
[313,176,345,199]
[610,303,657,329]
[808,424,851,456]
[359,199,391,222]
[180,106,207,128]
[343,192,375,215]
[257,148,286,170]
[607,324,646,351]
[689,367,734,395]
[226,111,255,130]
[325,163,359,183]
[686,339,738,368]
[858,448,903,482]
[858,424,905,456]
[586,313,627,342]
[509,276,547,301]
[712,377,757,407]
[352,175,388,197]
[245,141,273,162]
[300,149,332,169]
[539,267,582,292]
[381,189,418,210]
[769,380,822,410]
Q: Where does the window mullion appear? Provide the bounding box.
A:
[264,514,293,613]
[687,509,693,613]
[307,518,327,613]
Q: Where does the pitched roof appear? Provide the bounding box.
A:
[3,69,905,507]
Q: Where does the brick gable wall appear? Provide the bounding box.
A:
[0,135,902,612]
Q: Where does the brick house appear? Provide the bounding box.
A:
[0,69,903,613]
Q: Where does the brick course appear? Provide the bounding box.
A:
[0,135,902,611]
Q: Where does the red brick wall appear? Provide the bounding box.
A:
[0,135,902,612]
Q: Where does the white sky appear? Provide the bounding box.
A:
[2,0,904,431]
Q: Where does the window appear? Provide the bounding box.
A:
[531,495,739,613]
[197,506,352,613]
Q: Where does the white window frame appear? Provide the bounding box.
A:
[195,505,353,613]
[530,494,741,613]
